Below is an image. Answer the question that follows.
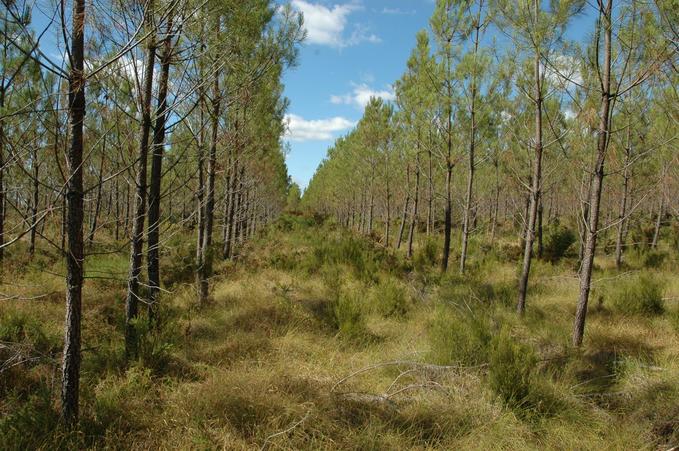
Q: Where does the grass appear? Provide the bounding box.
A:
[1,215,679,449]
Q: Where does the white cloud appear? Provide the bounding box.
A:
[381,7,416,15]
[284,114,356,141]
[291,0,379,48]
[330,83,395,109]
[544,55,583,89]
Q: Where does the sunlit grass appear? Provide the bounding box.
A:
[2,216,679,449]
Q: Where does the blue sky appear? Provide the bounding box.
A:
[282,1,437,189]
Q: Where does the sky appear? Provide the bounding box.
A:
[282,0,438,190]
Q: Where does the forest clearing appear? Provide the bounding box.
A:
[0,0,678,449]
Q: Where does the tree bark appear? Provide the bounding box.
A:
[407,149,420,259]
[441,164,453,272]
[147,17,173,319]
[87,142,105,245]
[61,0,86,424]
[125,12,156,359]
[396,164,410,250]
[651,195,664,249]
[198,44,221,304]
[460,18,481,275]
[615,129,631,269]
[517,16,543,315]
[29,147,39,255]
[573,0,612,347]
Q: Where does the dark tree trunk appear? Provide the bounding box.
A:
[407,150,420,259]
[396,164,410,250]
[0,87,6,264]
[537,197,544,259]
[573,0,612,347]
[125,16,156,359]
[87,142,105,245]
[490,158,500,244]
[517,25,543,315]
[114,177,120,241]
[615,130,631,269]
[441,164,453,272]
[29,147,39,256]
[147,18,173,319]
[460,20,481,275]
[198,46,221,305]
[61,0,86,424]
[651,195,664,249]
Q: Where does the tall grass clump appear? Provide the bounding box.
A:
[488,327,568,420]
[488,328,537,408]
[413,236,439,270]
[608,273,665,316]
[370,276,410,318]
[332,290,366,339]
[428,305,492,366]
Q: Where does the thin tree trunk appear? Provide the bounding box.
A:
[0,87,6,264]
[573,0,612,347]
[87,142,105,245]
[537,197,544,258]
[460,17,481,275]
[198,39,221,304]
[615,129,631,269]
[651,195,664,249]
[29,148,39,255]
[61,0,86,424]
[517,20,543,315]
[407,150,420,259]
[114,176,120,241]
[125,12,156,359]
[147,17,173,319]
[384,158,391,247]
[396,164,410,250]
[427,144,433,236]
[490,158,500,244]
[441,164,452,272]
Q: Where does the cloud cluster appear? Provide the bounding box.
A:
[284,114,356,141]
[330,83,395,109]
[291,0,379,48]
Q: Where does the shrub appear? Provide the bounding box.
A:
[542,225,576,262]
[371,277,410,318]
[413,237,439,270]
[488,328,537,409]
[0,312,58,355]
[642,251,667,269]
[0,388,62,451]
[429,306,492,366]
[608,273,665,316]
[332,291,366,339]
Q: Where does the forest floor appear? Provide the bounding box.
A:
[2,215,679,450]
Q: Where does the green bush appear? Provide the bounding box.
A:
[542,225,576,262]
[413,237,439,270]
[371,277,409,318]
[608,273,665,316]
[642,250,667,269]
[488,328,536,408]
[0,388,63,451]
[429,306,492,366]
[309,232,381,281]
[0,312,58,355]
[332,291,366,339]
